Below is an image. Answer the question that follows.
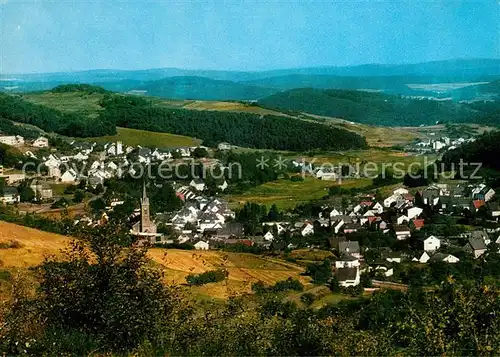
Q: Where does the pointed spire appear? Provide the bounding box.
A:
[143,181,147,200]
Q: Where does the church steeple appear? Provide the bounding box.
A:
[141,181,149,206]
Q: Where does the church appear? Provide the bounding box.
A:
[131,182,158,240]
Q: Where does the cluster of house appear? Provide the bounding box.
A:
[291,159,360,181]
[0,178,53,204]
[418,183,498,218]
[406,135,475,153]
[37,141,210,185]
[0,135,49,148]
[0,135,217,205]
[129,181,498,287]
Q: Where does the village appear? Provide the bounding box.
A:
[0,130,499,289]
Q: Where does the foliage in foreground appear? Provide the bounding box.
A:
[0,230,499,356]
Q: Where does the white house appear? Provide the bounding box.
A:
[393,188,409,196]
[393,225,411,240]
[430,253,460,264]
[396,215,409,225]
[73,152,88,161]
[413,251,430,264]
[194,240,210,250]
[384,194,400,208]
[32,136,49,148]
[422,235,441,252]
[335,255,360,269]
[407,207,423,220]
[61,169,78,183]
[372,202,384,214]
[467,237,487,259]
[177,234,192,244]
[0,135,24,147]
[314,168,338,180]
[264,231,274,241]
[300,222,314,236]
[0,187,19,204]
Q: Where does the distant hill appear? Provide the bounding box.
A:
[450,80,500,101]
[258,88,480,126]
[3,58,499,83]
[133,76,276,100]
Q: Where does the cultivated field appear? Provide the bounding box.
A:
[87,127,202,148]
[148,249,308,299]
[0,222,307,300]
[0,221,70,267]
[227,176,373,210]
[24,92,104,118]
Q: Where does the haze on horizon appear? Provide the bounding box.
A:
[1,0,499,74]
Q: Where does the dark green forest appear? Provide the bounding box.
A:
[441,130,500,171]
[97,94,368,150]
[0,93,116,137]
[0,117,41,139]
[258,88,500,126]
[50,84,110,94]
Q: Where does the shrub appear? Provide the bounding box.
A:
[186,269,227,286]
[0,240,23,249]
[300,292,315,306]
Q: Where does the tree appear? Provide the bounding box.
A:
[73,189,85,203]
[305,259,332,284]
[192,147,209,158]
[19,185,35,203]
[35,227,179,352]
[329,275,341,292]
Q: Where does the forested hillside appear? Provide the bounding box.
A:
[98,95,367,150]
[258,88,486,126]
[441,130,500,172]
[0,93,116,137]
[0,90,367,151]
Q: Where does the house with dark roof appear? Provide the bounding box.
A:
[429,253,460,264]
[466,237,487,258]
[334,254,360,269]
[487,202,500,220]
[393,225,411,240]
[338,241,361,259]
[336,267,360,287]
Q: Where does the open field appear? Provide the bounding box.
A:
[86,127,202,148]
[0,222,307,300]
[227,176,373,210]
[180,100,290,116]
[226,148,432,210]
[24,92,104,118]
[0,221,71,267]
[148,249,308,299]
[301,149,436,172]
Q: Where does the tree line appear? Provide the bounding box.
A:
[258,88,498,127]
[0,93,116,137]
[98,94,368,151]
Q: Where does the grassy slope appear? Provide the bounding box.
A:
[87,127,202,148]
[227,176,373,210]
[23,92,104,118]
[0,221,307,300]
[227,148,435,210]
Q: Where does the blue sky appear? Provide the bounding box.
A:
[1,0,498,74]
